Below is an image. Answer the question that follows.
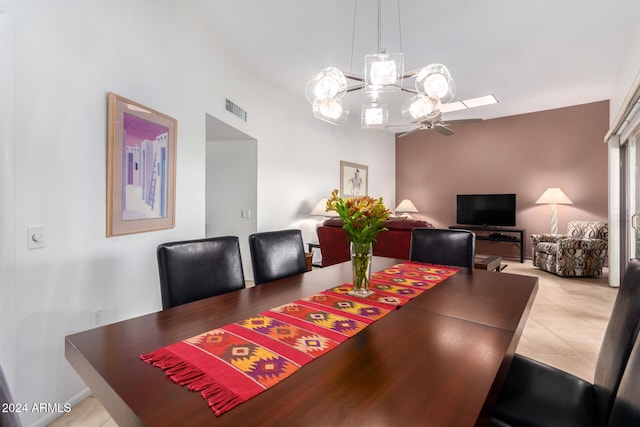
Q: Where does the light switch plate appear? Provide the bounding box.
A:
[27,225,45,250]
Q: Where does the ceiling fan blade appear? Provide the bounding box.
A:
[441,118,483,125]
[398,127,422,138]
[433,124,455,136]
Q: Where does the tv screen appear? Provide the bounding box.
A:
[456,194,516,226]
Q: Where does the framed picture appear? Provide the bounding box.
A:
[107,92,177,236]
[340,161,368,198]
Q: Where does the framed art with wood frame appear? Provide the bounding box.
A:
[107,92,177,236]
[340,160,368,198]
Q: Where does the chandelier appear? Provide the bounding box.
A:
[305,0,458,130]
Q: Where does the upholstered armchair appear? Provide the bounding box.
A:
[531,220,608,277]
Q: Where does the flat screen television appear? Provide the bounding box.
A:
[456,194,516,227]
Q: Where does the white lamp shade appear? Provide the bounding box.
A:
[536,188,572,234]
[536,188,573,205]
[395,199,418,213]
[310,199,338,217]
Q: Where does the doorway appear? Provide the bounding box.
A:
[205,114,257,280]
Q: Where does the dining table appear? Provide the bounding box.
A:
[65,257,538,427]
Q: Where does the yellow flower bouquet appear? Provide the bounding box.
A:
[326,189,390,296]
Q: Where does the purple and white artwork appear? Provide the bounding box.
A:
[121,112,169,220]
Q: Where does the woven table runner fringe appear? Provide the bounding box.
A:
[141,349,243,415]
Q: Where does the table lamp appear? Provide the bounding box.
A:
[395,199,418,218]
[310,198,338,218]
[536,188,572,234]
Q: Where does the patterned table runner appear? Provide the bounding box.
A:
[141,262,458,416]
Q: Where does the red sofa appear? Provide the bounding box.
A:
[316,217,434,267]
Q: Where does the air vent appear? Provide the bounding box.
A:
[225,98,248,122]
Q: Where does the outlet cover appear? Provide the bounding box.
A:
[90,308,102,327]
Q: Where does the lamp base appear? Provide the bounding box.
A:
[550,204,558,234]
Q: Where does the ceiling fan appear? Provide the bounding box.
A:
[393,112,483,137]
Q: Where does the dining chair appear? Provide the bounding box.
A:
[156,236,245,309]
[409,228,475,269]
[248,229,307,285]
[489,258,640,427]
[1,364,21,427]
[606,326,640,427]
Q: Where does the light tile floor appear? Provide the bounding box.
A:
[47,260,616,426]
[505,260,614,382]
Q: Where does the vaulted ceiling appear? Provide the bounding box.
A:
[202,0,640,131]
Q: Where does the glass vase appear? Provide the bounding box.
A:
[349,241,374,298]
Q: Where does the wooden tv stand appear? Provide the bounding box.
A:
[450,225,526,263]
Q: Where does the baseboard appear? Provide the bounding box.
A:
[27,388,92,427]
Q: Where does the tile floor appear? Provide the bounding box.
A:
[47,260,616,426]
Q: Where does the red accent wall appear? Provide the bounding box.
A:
[395,100,609,261]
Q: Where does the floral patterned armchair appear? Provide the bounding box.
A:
[531,221,608,277]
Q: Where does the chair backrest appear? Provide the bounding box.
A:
[316,224,350,267]
[567,221,608,240]
[157,236,245,309]
[409,228,475,269]
[593,258,640,425]
[248,229,307,285]
[607,328,640,427]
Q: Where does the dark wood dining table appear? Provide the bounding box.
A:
[65,257,537,427]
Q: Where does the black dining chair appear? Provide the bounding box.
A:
[409,228,475,269]
[1,364,21,427]
[248,229,307,285]
[606,326,640,427]
[156,236,245,309]
[489,258,640,427]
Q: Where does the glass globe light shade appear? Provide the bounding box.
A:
[312,98,349,125]
[361,102,388,129]
[415,63,452,99]
[364,52,404,93]
[439,78,456,104]
[305,67,348,104]
[402,95,440,124]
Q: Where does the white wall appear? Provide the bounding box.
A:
[0,5,18,414]
[205,138,257,281]
[256,111,396,246]
[0,1,396,425]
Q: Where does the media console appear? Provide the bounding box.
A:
[449,225,526,263]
